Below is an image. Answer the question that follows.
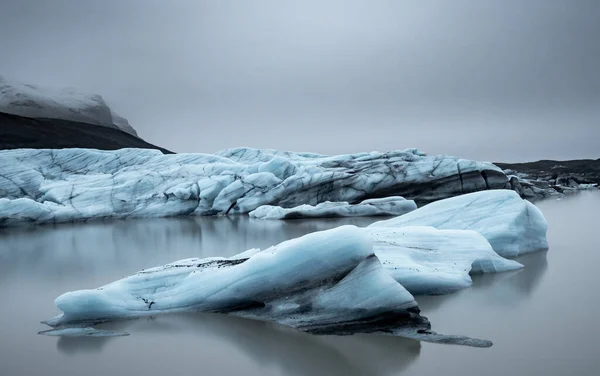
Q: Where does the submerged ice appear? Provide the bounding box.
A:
[0,147,508,227]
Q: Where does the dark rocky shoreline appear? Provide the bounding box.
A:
[497,159,600,199]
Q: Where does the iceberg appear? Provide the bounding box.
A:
[369,226,523,295]
[249,197,417,219]
[222,225,524,295]
[0,147,508,227]
[43,226,492,347]
[0,75,137,136]
[227,225,524,295]
[369,190,548,258]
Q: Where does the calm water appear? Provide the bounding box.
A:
[0,192,599,376]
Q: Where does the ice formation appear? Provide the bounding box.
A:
[249,197,417,219]
[43,226,492,347]
[0,75,137,136]
[369,226,523,295]
[370,190,548,258]
[41,190,549,344]
[0,147,508,227]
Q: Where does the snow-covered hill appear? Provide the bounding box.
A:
[0,75,138,136]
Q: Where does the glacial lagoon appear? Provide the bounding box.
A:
[1,192,599,376]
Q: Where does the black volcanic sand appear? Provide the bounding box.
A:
[0,111,173,153]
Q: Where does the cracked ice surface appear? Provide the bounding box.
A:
[249,197,417,219]
[0,147,507,227]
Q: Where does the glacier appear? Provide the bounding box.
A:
[249,197,417,219]
[0,75,137,136]
[0,147,508,227]
[42,226,493,347]
[369,190,548,258]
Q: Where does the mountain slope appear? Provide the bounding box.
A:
[0,111,172,153]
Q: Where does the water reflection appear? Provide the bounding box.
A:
[472,250,549,295]
[417,250,549,313]
[57,313,421,376]
[57,336,113,355]
[0,215,385,282]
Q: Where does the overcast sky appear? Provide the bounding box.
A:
[1,0,598,162]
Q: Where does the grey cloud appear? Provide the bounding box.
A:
[0,0,598,161]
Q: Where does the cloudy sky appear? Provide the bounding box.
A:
[1,0,598,161]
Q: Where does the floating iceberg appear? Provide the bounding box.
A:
[0,75,137,136]
[0,147,508,227]
[369,226,523,295]
[369,190,548,258]
[249,197,417,219]
[43,226,492,347]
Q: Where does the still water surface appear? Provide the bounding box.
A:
[0,192,599,375]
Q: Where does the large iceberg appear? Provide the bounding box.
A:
[0,147,508,227]
[42,226,492,347]
[369,190,548,258]
[249,197,417,219]
[0,75,137,136]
